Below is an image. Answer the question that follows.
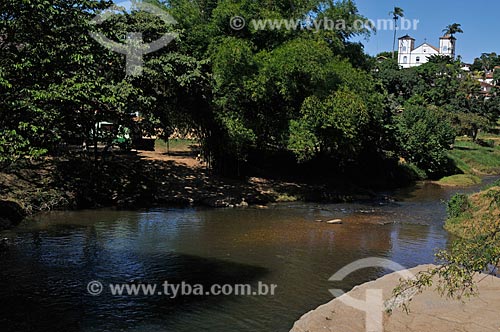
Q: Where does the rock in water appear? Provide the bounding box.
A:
[0,200,25,230]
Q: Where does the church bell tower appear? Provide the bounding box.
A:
[398,35,415,68]
[439,35,456,58]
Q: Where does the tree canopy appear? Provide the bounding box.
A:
[0,0,498,180]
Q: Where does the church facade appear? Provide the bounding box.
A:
[398,34,456,68]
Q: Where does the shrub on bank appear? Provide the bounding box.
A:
[393,186,500,307]
[445,187,500,237]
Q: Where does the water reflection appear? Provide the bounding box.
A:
[1,179,496,332]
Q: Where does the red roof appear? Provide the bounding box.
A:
[480,81,495,87]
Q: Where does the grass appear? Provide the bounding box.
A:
[448,137,500,175]
[445,186,500,237]
[155,139,198,152]
[438,174,481,187]
[436,133,500,186]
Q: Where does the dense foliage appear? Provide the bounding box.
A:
[1,0,499,180]
[2,0,500,310]
[395,105,455,176]
[375,54,499,177]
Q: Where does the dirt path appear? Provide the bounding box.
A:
[138,150,203,167]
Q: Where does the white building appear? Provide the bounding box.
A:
[398,34,456,68]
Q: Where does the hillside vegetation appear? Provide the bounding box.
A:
[437,135,500,186]
[445,183,500,237]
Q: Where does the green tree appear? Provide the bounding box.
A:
[395,105,455,177]
[0,0,416,178]
[154,0,377,173]
[289,86,370,163]
[442,23,463,38]
[0,0,132,163]
[452,112,490,141]
[471,52,500,72]
[389,7,404,59]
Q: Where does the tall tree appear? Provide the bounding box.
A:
[389,7,404,59]
[0,0,122,164]
[471,52,500,72]
[442,23,463,38]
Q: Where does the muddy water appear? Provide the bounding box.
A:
[0,179,496,332]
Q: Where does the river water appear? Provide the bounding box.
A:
[0,179,496,332]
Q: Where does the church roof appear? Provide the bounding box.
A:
[398,34,415,40]
[414,42,440,53]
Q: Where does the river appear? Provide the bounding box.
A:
[0,179,496,332]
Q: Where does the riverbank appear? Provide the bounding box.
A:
[2,136,499,230]
[445,184,500,237]
[0,144,382,230]
[436,135,500,187]
[290,264,500,332]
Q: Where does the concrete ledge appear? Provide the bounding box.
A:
[290,264,500,332]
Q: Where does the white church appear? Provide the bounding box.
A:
[398,34,456,68]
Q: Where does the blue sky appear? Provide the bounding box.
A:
[351,0,499,63]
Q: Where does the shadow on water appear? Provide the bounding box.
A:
[0,222,269,332]
[1,177,498,332]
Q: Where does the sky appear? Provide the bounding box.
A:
[351,0,499,63]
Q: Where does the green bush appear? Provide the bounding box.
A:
[447,193,471,219]
[399,162,427,180]
[396,106,456,177]
[0,129,47,165]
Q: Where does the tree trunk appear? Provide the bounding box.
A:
[93,125,98,165]
[392,18,397,59]
[471,128,479,142]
